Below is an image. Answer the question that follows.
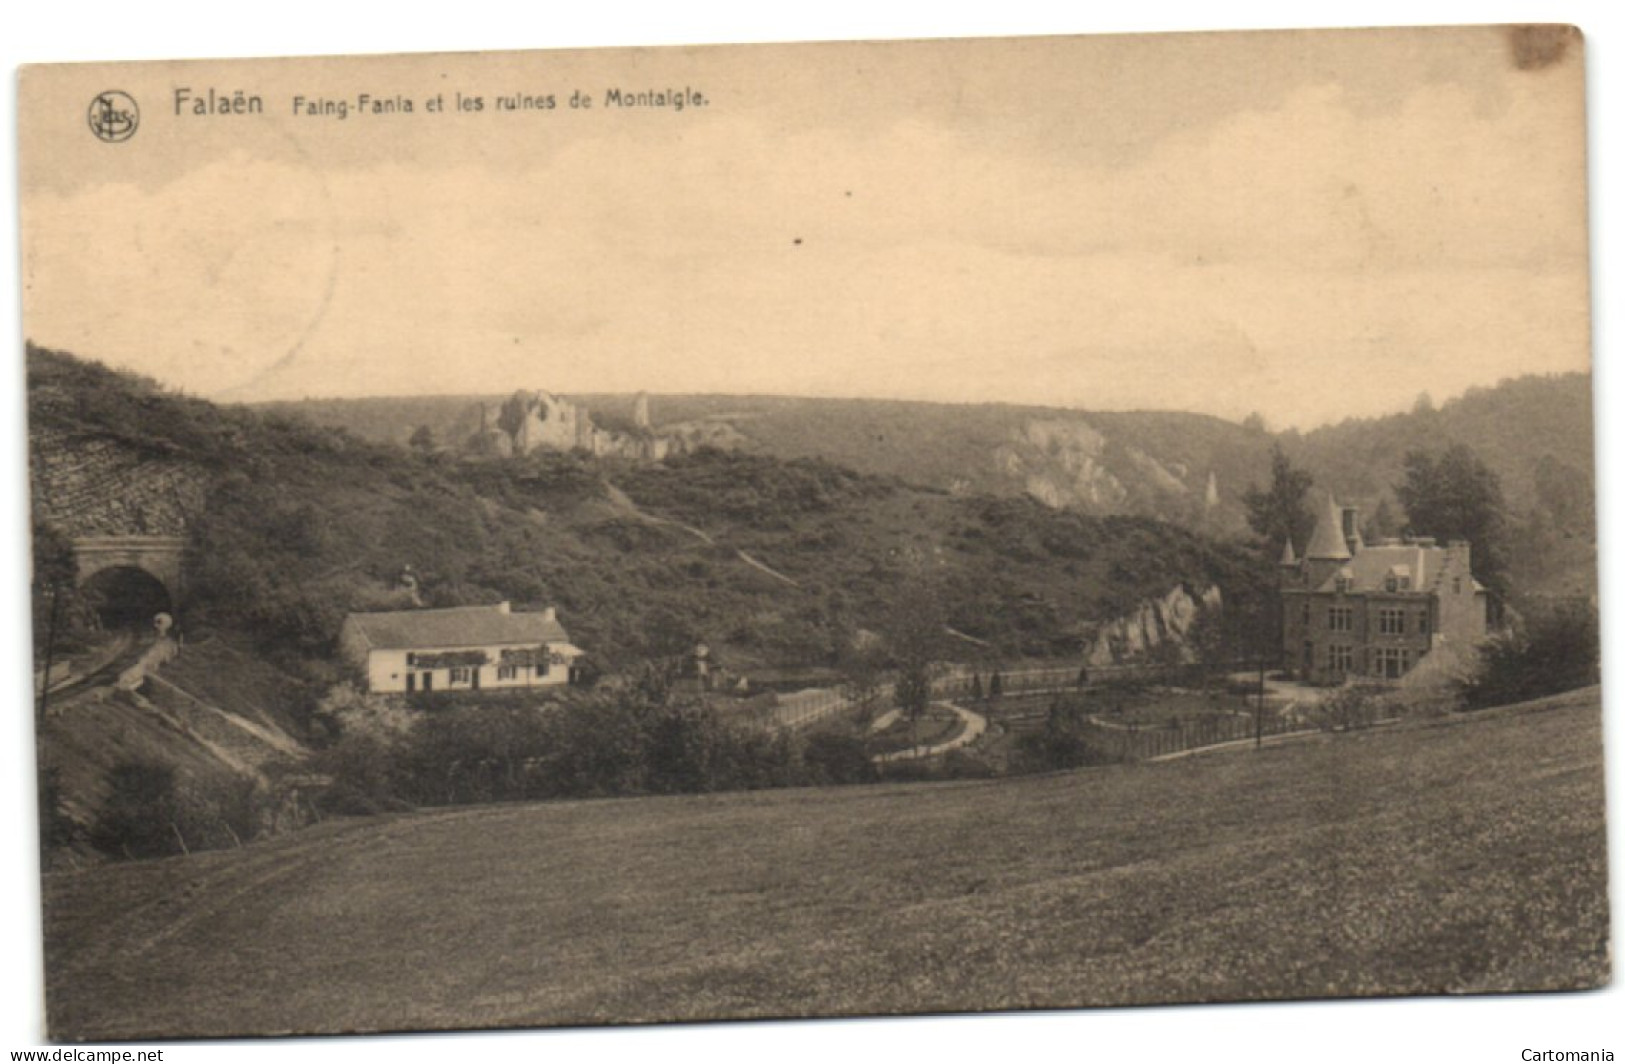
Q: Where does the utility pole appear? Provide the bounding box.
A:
[36,585,62,726]
[1255,654,1265,749]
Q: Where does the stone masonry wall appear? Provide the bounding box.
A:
[30,426,208,537]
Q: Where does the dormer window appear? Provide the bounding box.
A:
[1335,577,1353,593]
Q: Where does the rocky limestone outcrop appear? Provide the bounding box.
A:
[1083,584,1224,666]
[993,417,1222,519]
[995,419,1129,510]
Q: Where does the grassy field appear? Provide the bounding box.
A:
[43,688,1609,1040]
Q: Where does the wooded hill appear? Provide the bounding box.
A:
[262,371,1598,598]
[28,345,1272,699]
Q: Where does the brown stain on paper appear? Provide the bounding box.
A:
[1506,25,1578,72]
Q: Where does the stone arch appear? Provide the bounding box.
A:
[80,565,174,630]
[71,536,186,626]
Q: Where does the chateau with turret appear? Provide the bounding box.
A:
[1278,494,1489,684]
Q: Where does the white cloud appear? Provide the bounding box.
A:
[21,62,1589,426]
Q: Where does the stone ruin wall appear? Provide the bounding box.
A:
[468,390,746,462]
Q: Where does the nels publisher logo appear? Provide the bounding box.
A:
[88,90,139,142]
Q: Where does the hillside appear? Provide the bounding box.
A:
[43,687,1608,1039]
[31,345,1269,677]
[257,392,1273,535]
[38,638,309,841]
[1288,374,1597,598]
[260,371,1597,597]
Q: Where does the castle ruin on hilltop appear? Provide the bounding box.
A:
[464,389,744,461]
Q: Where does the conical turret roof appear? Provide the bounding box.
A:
[1304,493,1353,561]
[1279,538,1297,565]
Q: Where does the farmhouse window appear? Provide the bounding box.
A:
[498,665,519,680]
[450,667,472,684]
[1378,609,1405,635]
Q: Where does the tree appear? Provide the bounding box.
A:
[883,576,948,749]
[1362,497,1403,543]
[1242,444,1315,556]
[33,517,90,725]
[92,761,184,859]
[836,635,886,720]
[1185,607,1229,693]
[1458,601,1598,710]
[1394,444,1509,596]
[408,424,437,453]
[1014,694,1117,772]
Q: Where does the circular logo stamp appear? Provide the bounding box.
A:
[88,91,139,143]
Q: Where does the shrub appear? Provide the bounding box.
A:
[803,732,877,785]
[37,765,77,854]
[1306,683,1384,732]
[1011,696,1120,773]
[91,762,184,859]
[91,761,271,858]
[1458,602,1599,710]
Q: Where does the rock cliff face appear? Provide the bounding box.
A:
[465,390,746,461]
[995,419,1127,510]
[994,418,1206,515]
[1083,583,1224,666]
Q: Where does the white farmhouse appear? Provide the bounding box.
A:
[339,602,585,694]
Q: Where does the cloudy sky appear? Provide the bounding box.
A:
[19,26,1590,428]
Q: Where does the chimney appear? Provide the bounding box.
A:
[495,601,511,614]
[540,606,557,623]
[1341,505,1361,556]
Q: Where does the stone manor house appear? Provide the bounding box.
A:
[1279,494,1489,684]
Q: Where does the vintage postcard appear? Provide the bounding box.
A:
[19,25,1606,1043]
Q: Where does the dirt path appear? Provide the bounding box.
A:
[871,701,987,763]
[732,548,802,588]
[604,482,802,587]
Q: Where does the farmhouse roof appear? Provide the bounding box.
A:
[344,604,571,651]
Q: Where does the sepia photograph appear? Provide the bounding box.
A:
[6,8,1617,1060]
